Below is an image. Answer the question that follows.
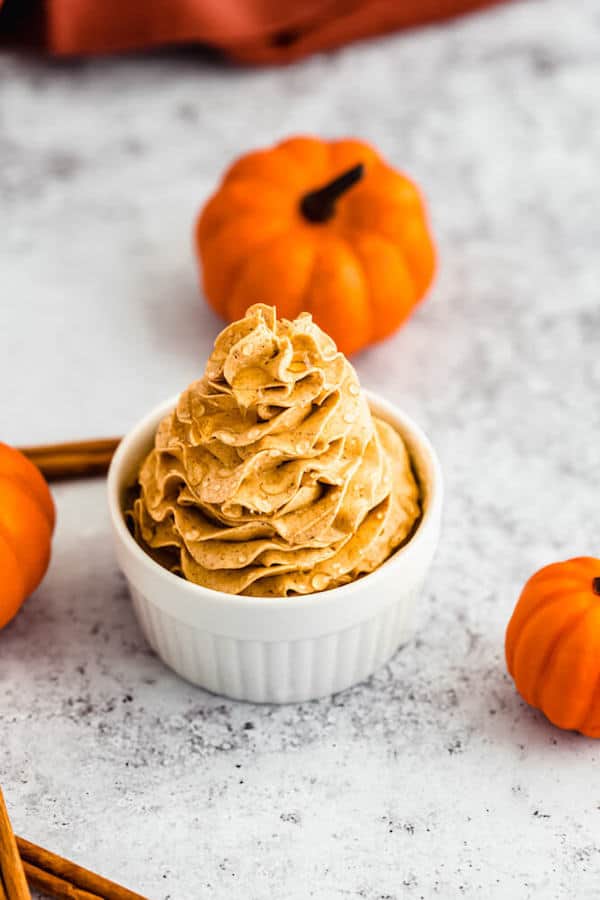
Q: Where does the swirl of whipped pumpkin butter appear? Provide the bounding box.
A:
[130,304,420,596]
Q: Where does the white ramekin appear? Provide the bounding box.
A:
[107,391,442,703]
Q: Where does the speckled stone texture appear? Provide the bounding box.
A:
[2,1,600,897]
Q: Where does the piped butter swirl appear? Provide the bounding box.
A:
[131,304,420,596]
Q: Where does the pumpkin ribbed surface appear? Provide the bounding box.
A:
[0,442,55,628]
[196,136,436,356]
[506,557,600,738]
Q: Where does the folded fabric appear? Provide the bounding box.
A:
[0,0,507,63]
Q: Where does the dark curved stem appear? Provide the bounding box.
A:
[300,163,364,224]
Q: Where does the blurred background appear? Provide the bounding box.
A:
[5,0,596,448]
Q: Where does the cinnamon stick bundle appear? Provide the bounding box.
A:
[17,839,147,900]
[0,789,30,900]
[19,439,121,481]
[22,861,101,900]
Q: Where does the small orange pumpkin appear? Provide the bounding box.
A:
[506,557,600,737]
[195,136,436,356]
[0,442,55,629]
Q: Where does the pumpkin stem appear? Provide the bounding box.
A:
[593,577,600,596]
[300,163,364,224]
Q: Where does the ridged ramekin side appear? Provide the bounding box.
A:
[128,581,423,703]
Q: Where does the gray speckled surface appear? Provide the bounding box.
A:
[2,1,600,897]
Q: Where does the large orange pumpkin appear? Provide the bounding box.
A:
[506,557,600,738]
[195,136,436,356]
[0,443,55,629]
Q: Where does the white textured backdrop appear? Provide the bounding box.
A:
[2,1,600,897]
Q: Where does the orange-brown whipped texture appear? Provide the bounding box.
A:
[131,304,420,596]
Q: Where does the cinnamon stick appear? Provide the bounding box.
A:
[18,439,121,481]
[0,789,31,900]
[16,839,147,900]
[22,862,101,900]
[0,875,8,900]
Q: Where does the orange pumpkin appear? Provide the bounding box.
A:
[0,443,55,629]
[506,557,600,737]
[195,136,436,356]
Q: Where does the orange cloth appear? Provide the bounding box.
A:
[0,0,507,63]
